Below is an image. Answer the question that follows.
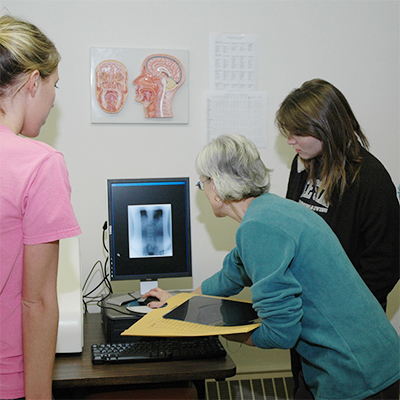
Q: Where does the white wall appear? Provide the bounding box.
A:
[3,0,399,374]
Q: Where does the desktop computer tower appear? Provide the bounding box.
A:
[101,295,143,343]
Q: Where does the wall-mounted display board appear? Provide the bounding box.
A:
[91,48,189,124]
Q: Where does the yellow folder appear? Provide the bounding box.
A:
[122,293,261,337]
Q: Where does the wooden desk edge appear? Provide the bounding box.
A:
[53,313,237,388]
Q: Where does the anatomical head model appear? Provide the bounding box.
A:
[95,60,128,114]
[133,54,185,118]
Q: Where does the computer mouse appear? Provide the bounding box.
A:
[137,296,159,305]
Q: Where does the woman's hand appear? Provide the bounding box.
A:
[143,286,203,308]
[222,331,255,346]
[142,287,174,308]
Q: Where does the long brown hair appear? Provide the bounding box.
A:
[275,79,369,204]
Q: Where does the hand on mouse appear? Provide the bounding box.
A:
[142,287,173,308]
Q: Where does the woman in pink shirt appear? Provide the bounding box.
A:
[0,15,81,399]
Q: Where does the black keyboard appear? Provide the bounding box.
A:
[91,336,226,365]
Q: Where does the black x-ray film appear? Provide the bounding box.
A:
[163,296,260,326]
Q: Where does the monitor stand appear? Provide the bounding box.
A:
[140,279,158,296]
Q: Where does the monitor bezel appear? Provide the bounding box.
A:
[107,177,192,283]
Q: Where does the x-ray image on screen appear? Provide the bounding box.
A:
[128,204,173,258]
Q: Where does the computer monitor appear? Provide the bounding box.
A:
[107,177,192,294]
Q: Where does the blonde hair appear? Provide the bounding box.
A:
[0,15,60,107]
[196,134,271,201]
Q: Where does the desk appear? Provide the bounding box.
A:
[52,313,236,398]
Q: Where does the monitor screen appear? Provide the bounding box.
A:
[107,177,192,289]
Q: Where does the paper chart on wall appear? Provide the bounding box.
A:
[210,33,259,91]
[206,92,268,148]
[207,33,266,148]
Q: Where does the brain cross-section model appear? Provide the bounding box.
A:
[95,60,128,114]
[133,54,186,118]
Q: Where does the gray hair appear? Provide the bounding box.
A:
[195,134,271,201]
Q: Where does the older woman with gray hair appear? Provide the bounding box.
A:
[146,134,399,400]
[194,134,271,221]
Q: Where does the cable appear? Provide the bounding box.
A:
[82,260,102,294]
[101,220,112,292]
[82,221,113,313]
[102,221,108,253]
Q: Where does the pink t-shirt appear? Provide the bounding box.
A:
[0,125,81,398]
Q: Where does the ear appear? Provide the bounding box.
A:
[26,70,41,97]
[211,180,222,200]
[211,179,218,193]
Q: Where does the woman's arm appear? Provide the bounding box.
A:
[22,241,59,400]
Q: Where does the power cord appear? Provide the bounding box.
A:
[81,221,141,316]
[82,221,113,313]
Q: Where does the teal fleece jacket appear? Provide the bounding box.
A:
[202,193,399,400]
